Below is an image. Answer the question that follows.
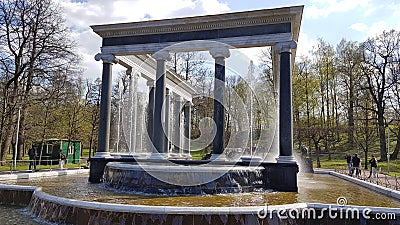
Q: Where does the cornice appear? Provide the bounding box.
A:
[91,6,303,39]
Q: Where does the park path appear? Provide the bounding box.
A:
[319,168,400,192]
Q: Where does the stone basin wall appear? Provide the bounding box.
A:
[27,189,400,225]
[0,184,37,206]
[0,182,399,225]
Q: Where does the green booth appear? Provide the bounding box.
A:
[33,139,81,165]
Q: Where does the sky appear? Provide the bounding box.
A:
[57,0,400,80]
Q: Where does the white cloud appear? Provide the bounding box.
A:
[305,0,373,19]
[196,0,230,14]
[366,21,391,38]
[58,0,231,79]
[349,23,368,32]
[296,32,316,59]
[390,2,400,17]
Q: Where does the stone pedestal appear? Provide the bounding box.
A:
[88,158,111,183]
[262,163,298,192]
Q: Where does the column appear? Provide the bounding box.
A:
[147,80,155,144]
[89,53,118,183]
[172,95,182,155]
[209,47,230,160]
[94,53,118,157]
[151,50,171,157]
[163,89,171,153]
[275,41,297,163]
[183,101,192,158]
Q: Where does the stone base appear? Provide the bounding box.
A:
[89,158,111,183]
[262,163,298,192]
[104,162,264,195]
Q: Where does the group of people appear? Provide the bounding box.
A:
[345,153,378,178]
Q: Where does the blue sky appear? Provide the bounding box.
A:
[58,0,400,79]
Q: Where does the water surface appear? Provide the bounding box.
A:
[5,173,400,208]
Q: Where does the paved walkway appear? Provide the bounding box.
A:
[315,168,400,201]
[330,168,400,191]
[0,168,89,181]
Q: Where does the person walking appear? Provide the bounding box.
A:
[28,147,37,171]
[352,154,361,177]
[368,154,378,178]
[58,150,66,169]
[345,154,352,175]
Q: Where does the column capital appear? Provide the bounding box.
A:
[152,50,172,61]
[95,53,119,64]
[209,47,230,59]
[184,101,193,107]
[275,41,297,53]
[147,80,155,88]
[126,68,132,75]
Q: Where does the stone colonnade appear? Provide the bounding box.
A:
[94,51,193,159]
[94,41,297,162]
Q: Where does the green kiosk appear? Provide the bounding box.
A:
[33,138,81,165]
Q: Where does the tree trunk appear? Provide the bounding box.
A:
[377,110,387,161]
[313,138,321,168]
[364,147,368,170]
[1,120,14,165]
[347,71,355,149]
[390,128,400,160]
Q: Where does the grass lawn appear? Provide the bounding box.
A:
[0,150,89,172]
[190,149,208,160]
[3,147,400,177]
[313,155,400,177]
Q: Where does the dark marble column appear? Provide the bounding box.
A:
[275,41,297,163]
[147,80,155,144]
[90,53,118,183]
[151,51,171,157]
[94,53,118,157]
[209,47,230,160]
[172,95,182,155]
[183,101,191,158]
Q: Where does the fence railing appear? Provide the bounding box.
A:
[334,168,400,191]
[0,158,89,174]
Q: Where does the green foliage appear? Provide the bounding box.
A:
[314,155,400,177]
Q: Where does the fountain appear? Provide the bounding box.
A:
[88,5,302,195]
[1,5,399,225]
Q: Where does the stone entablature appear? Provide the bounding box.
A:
[92,6,303,55]
[91,6,302,40]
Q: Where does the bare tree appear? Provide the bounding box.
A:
[361,29,400,161]
[336,39,364,150]
[169,52,206,81]
[85,78,101,158]
[0,0,80,163]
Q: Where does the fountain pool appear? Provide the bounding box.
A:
[4,173,400,208]
[1,172,399,224]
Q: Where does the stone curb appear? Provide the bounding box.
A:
[0,169,89,181]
